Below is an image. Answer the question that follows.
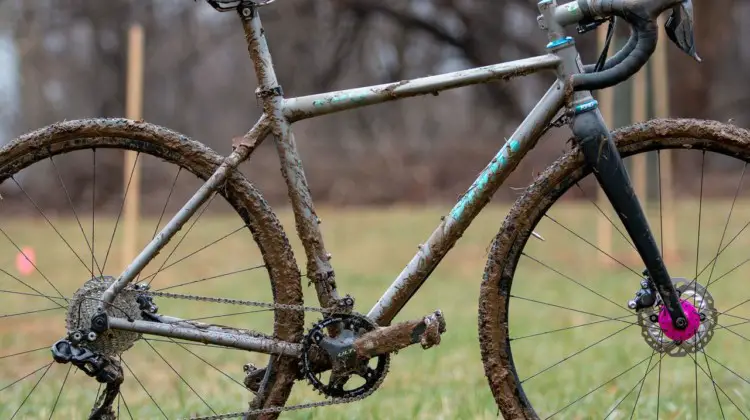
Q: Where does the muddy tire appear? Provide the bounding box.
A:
[0,118,303,419]
[478,118,750,419]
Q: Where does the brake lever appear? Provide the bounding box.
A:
[664,0,701,62]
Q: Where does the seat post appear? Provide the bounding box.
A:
[237,2,284,113]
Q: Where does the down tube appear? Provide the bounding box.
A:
[367,81,566,326]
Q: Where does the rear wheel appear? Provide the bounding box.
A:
[0,119,303,419]
[480,119,750,418]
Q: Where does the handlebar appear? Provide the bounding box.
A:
[555,0,684,92]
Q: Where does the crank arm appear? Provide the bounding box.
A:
[352,310,447,359]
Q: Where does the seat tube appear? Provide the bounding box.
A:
[237,3,341,309]
[538,0,688,330]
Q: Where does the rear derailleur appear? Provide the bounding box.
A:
[51,339,123,420]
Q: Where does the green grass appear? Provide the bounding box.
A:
[1,200,750,419]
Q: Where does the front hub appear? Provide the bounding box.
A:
[635,277,718,357]
[658,299,701,341]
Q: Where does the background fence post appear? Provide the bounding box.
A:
[122,23,144,272]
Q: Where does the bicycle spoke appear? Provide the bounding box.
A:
[703,350,726,419]
[48,364,72,419]
[0,306,62,320]
[151,168,182,243]
[693,219,750,283]
[137,167,182,283]
[0,226,65,301]
[146,193,218,287]
[695,345,699,419]
[144,337,240,351]
[705,163,746,291]
[511,314,636,341]
[0,363,52,393]
[522,324,633,384]
[10,362,52,419]
[0,346,48,361]
[716,322,750,344]
[522,253,630,313]
[92,149,96,277]
[603,352,664,420]
[687,351,749,419]
[702,255,750,290]
[703,352,750,387]
[143,340,216,415]
[543,215,642,278]
[0,288,68,302]
[144,222,247,286]
[119,389,134,420]
[724,297,750,315]
[510,295,637,326]
[121,358,167,419]
[157,338,245,389]
[49,154,103,279]
[0,269,66,309]
[575,182,635,249]
[628,350,657,419]
[11,176,91,275]
[155,265,264,292]
[102,152,140,273]
[188,308,275,322]
[657,331,663,420]
[546,353,653,419]
[693,151,705,307]
[715,321,750,331]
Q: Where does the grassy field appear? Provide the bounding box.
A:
[1,200,750,419]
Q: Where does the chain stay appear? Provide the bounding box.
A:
[134,288,381,419]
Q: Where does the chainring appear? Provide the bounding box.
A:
[636,277,718,357]
[65,276,144,355]
[301,314,389,399]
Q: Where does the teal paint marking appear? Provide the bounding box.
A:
[574,100,599,115]
[331,95,348,104]
[449,139,520,220]
[351,92,367,103]
[313,99,326,108]
[546,37,574,50]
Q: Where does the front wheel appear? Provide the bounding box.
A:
[480,119,750,418]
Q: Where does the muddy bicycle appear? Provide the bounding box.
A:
[3,0,749,418]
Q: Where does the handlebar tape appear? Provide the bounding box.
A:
[572,0,657,91]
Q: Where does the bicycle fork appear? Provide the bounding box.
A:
[570,107,688,330]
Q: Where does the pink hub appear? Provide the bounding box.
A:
[658,299,701,341]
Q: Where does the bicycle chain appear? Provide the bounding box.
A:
[134,288,385,419]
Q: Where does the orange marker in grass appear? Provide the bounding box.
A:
[15,247,36,276]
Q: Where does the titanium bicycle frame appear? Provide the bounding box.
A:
[100,0,681,355]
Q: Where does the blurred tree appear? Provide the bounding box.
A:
[0,0,745,208]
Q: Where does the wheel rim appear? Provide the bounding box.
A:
[0,121,301,419]
[482,120,750,419]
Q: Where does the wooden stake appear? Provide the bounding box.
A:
[122,24,144,271]
[652,14,679,264]
[596,24,614,267]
